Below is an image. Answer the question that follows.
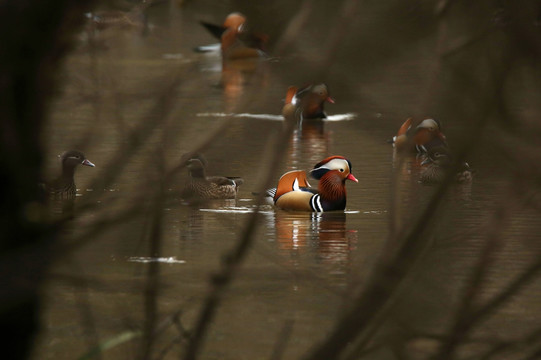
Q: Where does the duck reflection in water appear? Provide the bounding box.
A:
[83,0,154,44]
[282,84,335,168]
[221,58,269,113]
[390,117,474,217]
[272,211,357,269]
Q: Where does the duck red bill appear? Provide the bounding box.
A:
[326,96,335,104]
[82,159,95,167]
[347,173,358,182]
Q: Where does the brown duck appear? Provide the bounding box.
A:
[45,150,95,213]
[181,156,244,200]
[420,146,473,184]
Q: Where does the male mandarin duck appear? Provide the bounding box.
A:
[43,150,95,214]
[268,156,357,212]
[282,84,335,121]
[181,155,244,200]
[199,12,268,60]
[392,118,448,153]
[420,146,473,184]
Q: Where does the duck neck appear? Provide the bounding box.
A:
[61,164,76,182]
[190,167,206,179]
[318,173,346,202]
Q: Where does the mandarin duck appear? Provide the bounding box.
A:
[45,150,95,213]
[391,118,448,153]
[420,146,473,184]
[268,156,357,212]
[282,83,335,121]
[199,12,267,60]
[181,155,244,200]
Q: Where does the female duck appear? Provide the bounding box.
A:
[181,156,244,200]
[270,156,357,212]
[420,146,473,184]
[48,150,95,201]
[45,150,95,214]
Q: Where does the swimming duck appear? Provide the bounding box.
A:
[181,155,244,200]
[48,150,95,199]
[45,150,95,213]
[199,12,268,60]
[391,118,448,153]
[420,146,473,184]
[269,156,357,212]
[282,84,335,121]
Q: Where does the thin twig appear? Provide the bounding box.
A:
[182,116,297,360]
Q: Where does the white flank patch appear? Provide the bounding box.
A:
[325,113,357,121]
[197,112,283,121]
[197,112,357,122]
[127,256,186,264]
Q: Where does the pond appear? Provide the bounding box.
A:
[33,1,541,359]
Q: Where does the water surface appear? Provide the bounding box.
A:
[34,1,541,359]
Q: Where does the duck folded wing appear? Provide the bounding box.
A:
[273,170,311,202]
[207,176,238,186]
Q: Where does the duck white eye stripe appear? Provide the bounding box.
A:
[320,158,349,171]
[310,194,323,212]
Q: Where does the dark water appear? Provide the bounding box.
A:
[34,1,541,359]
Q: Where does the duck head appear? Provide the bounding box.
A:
[223,12,246,32]
[311,156,357,207]
[186,158,208,178]
[421,146,452,167]
[310,156,358,184]
[414,118,446,147]
[60,150,95,169]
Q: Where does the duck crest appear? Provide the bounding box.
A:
[274,170,311,202]
[313,155,348,169]
[311,156,353,180]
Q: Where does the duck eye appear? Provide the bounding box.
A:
[339,168,344,172]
